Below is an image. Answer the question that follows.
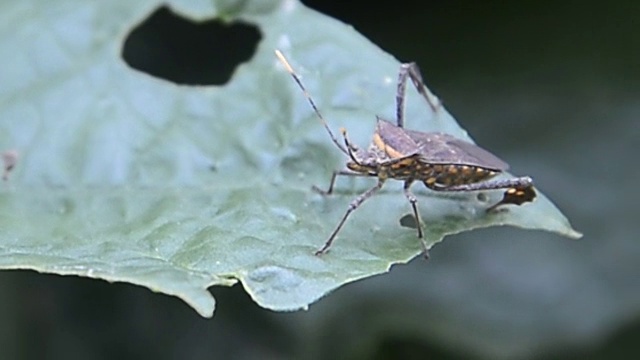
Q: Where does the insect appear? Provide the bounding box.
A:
[275,50,536,256]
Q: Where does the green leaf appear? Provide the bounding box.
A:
[0,0,580,317]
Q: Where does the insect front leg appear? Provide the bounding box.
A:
[396,62,441,128]
[315,179,385,256]
[312,170,375,195]
[428,176,536,212]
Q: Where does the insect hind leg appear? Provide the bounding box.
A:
[427,176,536,212]
[403,180,430,259]
[396,62,441,128]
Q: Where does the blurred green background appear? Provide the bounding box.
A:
[1,1,638,359]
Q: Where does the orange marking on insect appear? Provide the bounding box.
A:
[385,144,405,159]
[373,132,405,159]
[372,132,386,151]
[400,158,415,166]
[439,176,452,186]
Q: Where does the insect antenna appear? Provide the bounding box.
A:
[275,50,349,156]
[339,127,364,165]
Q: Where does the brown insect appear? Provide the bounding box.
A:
[275,50,536,256]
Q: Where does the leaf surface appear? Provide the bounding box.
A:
[0,0,580,317]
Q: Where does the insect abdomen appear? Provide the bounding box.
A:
[422,164,499,187]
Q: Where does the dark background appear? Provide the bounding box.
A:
[1,1,638,359]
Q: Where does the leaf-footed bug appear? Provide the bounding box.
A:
[275,50,536,257]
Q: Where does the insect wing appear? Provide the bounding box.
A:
[408,131,509,171]
[374,118,420,159]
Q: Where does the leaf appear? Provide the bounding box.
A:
[0,0,581,317]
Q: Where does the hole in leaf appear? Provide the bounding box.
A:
[122,6,261,85]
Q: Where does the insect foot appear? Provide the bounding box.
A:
[486,180,537,213]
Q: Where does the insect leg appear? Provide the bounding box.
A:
[312,170,374,195]
[403,180,430,259]
[429,176,536,212]
[396,62,441,128]
[486,183,536,213]
[436,176,532,192]
[315,179,385,256]
[402,180,423,238]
